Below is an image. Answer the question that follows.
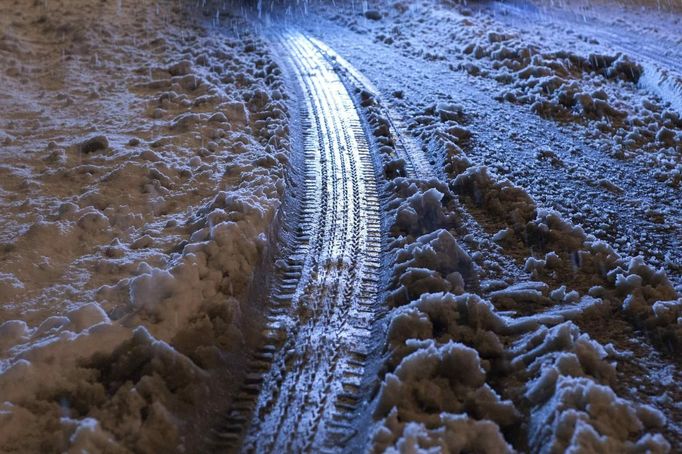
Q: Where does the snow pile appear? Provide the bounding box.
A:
[518,202,682,351]
[389,181,455,237]
[386,292,510,370]
[448,19,682,159]
[368,169,519,448]
[531,377,669,453]
[524,209,587,253]
[452,166,536,232]
[387,230,477,307]
[522,221,682,352]
[376,286,669,452]
[0,325,205,452]
[470,25,681,162]
[614,258,682,351]
[402,102,473,176]
[0,0,290,451]
[372,411,513,453]
[486,47,641,120]
[512,322,617,393]
[512,322,669,453]
[374,340,519,431]
[373,283,670,452]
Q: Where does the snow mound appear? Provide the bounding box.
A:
[375,341,519,428]
[388,179,456,237]
[388,230,477,306]
[371,409,514,454]
[452,166,536,233]
[528,376,669,454]
[387,292,508,369]
[510,322,668,453]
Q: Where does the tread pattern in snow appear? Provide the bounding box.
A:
[213,32,382,452]
[307,36,434,180]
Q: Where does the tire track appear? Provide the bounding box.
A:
[212,31,382,452]
[306,36,435,179]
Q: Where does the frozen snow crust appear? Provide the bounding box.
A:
[0,0,289,451]
[346,60,676,452]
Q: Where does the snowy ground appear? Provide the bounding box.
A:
[0,0,290,451]
[312,0,682,289]
[270,0,682,451]
[1,0,681,452]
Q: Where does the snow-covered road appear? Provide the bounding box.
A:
[1,0,682,452]
[216,32,383,452]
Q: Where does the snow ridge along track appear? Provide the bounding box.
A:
[213,32,382,452]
